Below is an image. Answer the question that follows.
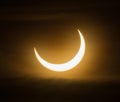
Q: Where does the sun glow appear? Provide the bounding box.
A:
[34,29,85,72]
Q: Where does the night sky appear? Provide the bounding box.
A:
[0,0,120,101]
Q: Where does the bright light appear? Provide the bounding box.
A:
[34,29,85,72]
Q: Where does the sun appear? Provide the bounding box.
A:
[34,29,85,72]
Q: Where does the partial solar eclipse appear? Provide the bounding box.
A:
[34,29,85,72]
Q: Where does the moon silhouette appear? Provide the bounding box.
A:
[34,29,85,72]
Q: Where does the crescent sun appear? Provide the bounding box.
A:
[34,29,85,72]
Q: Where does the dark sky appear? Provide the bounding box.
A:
[0,0,120,101]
